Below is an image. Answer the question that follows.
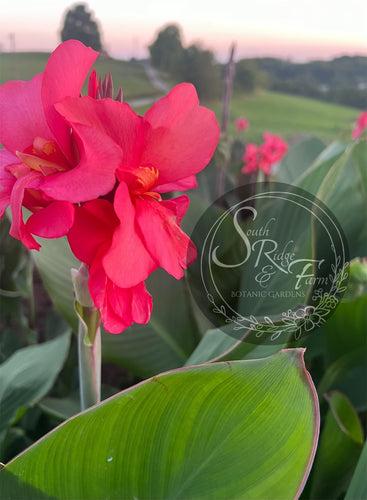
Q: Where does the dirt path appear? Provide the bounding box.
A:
[141,61,170,93]
[128,61,170,108]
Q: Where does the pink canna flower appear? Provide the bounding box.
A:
[235,117,249,132]
[352,111,367,140]
[242,132,288,175]
[0,40,121,250]
[0,40,220,333]
[65,83,220,332]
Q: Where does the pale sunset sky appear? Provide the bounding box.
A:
[0,0,366,61]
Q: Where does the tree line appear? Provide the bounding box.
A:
[251,56,367,109]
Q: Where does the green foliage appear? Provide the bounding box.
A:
[0,330,71,451]
[60,3,103,52]
[0,219,34,342]
[0,350,319,500]
[309,391,363,500]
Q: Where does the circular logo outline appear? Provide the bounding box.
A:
[188,182,349,344]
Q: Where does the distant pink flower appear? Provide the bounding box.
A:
[259,133,288,174]
[242,132,288,175]
[242,144,259,174]
[352,111,367,139]
[235,117,249,132]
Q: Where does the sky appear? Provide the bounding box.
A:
[0,0,366,62]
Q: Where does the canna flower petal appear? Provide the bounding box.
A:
[89,256,152,334]
[135,194,197,279]
[0,73,52,154]
[105,280,152,332]
[54,95,143,167]
[41,40,98,162]
[68,199,118,266]
[9,170,43,250]
[40,120,122,202]
[102,182,157,288]
[142,83,220,189]
[25,201,74,238]
[0,150,18,217]
[154,175,197,193]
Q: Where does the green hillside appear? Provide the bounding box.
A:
[0,52,159,99]
[208,91,359,143]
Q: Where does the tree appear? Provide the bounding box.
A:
[60,4,103,52]
[149,24,183,75]
[149,24,222,100]
[180,44,222,100]
[235,59,268,93]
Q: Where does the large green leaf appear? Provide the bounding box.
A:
[0,330,70,439]
[0,349,319,500]
[31,237,198,378]
[310,391,363,500]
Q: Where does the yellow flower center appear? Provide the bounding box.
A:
[132,166,161,201]
[16,137,69,176]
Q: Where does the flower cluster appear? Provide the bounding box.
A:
[352,111,367,140]
[235,117,249,132]
[241,132,288,175]
[0,40,220,333]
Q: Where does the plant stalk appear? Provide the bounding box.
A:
[72,263,101,411]
[78,316,101,411]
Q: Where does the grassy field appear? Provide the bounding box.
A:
[0,52,160,99]
[0,52,359,143]
[207,91,359,144]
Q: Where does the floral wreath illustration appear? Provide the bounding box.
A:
[206,255,349,342]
